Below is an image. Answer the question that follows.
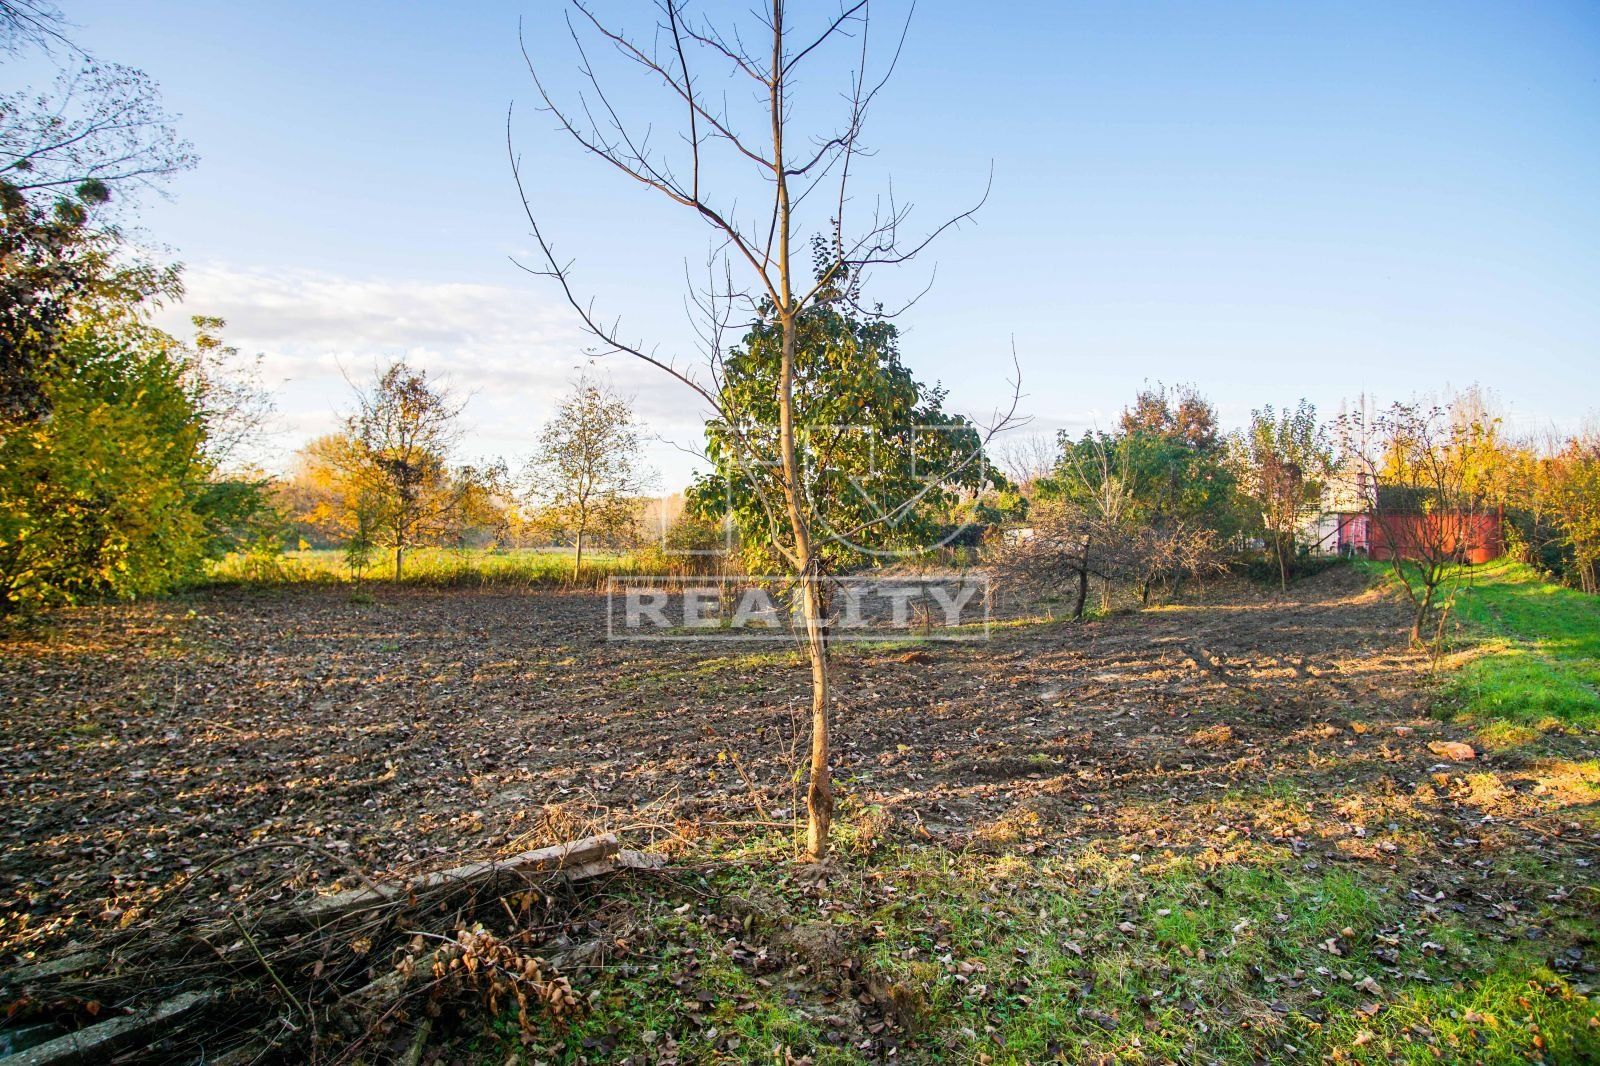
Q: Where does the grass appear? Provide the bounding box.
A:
[500,835,1599,1064]
[1441,560,1600,730]
[204,546,676,589]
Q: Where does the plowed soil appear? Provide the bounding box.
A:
[2,567,1596,965]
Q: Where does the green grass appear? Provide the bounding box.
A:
[1442,560,1600,730]
[498,836,1599,1064]
[204,547,674,589]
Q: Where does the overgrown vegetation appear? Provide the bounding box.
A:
[1,2,1597,1063]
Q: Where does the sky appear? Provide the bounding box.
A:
[20,0,1600,487]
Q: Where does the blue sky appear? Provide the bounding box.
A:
[28,1,1600,485]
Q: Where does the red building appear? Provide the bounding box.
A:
[1334,510,1503,565]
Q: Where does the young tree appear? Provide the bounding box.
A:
[341,362,465,580]
[527,378,655,577]
[513,2,1016,857]
[1337,398,1500,646]
[1231,401,1331,590]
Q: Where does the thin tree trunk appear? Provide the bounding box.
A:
[800,574,832,858]
[1277,533,1289,591]
[1074,564,1089,620]
[574,526,585,581]
[769,2,831,860]
[1412,581,1433,645]
[394,543,405,582]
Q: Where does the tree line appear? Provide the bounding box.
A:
[995,382,1599,648]
[276,368,657,581]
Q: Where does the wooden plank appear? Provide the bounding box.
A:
[300,833,621,920]
[5,991,213,1066]
[1,951,103,988]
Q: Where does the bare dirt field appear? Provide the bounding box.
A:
[2,567,1597,1061]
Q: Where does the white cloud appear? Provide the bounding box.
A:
[160,263,716,485]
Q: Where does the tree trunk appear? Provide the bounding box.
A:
[394,543,405,582]
[800,574,832,858]
[1073,564,1089,620]
[574,526,585,581]
[768,16,832,860]
[1277,533,1289,591]
[1411,582,1434,646]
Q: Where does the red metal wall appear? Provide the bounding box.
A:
[1366,512,1503,565]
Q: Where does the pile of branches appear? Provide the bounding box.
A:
[0,834,661,1064]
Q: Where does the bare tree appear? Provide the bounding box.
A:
[527,377,656,577]
[511,1,1018,857]
[0,1,74,57]
[2,62,195,210]
[990,498,1095,620]
[997,432,1059,492]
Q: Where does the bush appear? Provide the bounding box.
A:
[0,326,214,614]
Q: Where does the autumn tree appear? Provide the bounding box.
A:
[1231,401,1330,590]
[1544,432,1600,593]
[1120,382,1221,453]
[513,1,1015,856]
[527,377,655,576]
[0,314,273,613]
[339,362,466,580]
[1337,398,1501,645]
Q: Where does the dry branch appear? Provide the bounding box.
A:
[0,833,660,1065]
